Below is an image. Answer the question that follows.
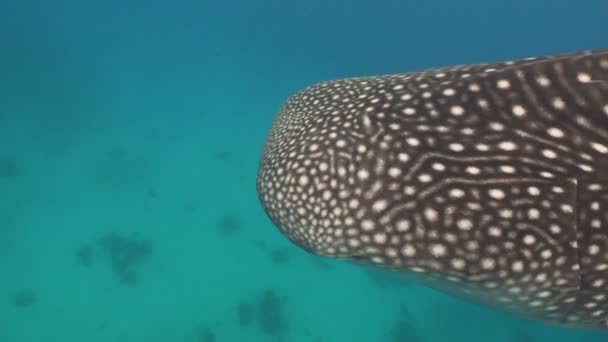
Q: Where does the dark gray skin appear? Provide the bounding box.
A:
[257,50,608,329]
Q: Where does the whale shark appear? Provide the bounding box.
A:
[256,49,608,329]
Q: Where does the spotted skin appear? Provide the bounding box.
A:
[256,50,608,329]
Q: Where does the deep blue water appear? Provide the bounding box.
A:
[1,0,607,341]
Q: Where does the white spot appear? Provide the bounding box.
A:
[476,143,490,151]
[589,244,600,255]
[542,149,557,159]
[488,189,505,200]
[430,243,447,257]
[432,163,446,171]
[396,220,410,232]
[508,286,522,294]
[535,273,548,283]
[404,186,416,195]
[469,83,481,92]
[488,226,502,237]
[370,256,384,264]
[585,302,598,309]
[465,166,481,175]
[348,239,361,247]
[450,105,465,116]
[372,199,388,212]
[402,244,416,257]
[489,122,504,131]
[398,153,410,162]
[547,127,565,138]
[596,264,608,271]
[500,165,516,173]
[388,167,402,178]
[577,72,592,83]
[498,141,518,151]
[499,209,513,219]
[357,169,370,180]
[523,234,536,245]
[552,97,566,110]
[561,204,574,213]
[536,76,551,87]
[451,258,466,270]
[457,218,473,231]
[298,175,309,186]
[497,79,511,89]
[512,105,527,117]
[383,247,399,259]
[450,188,466,198]
[403,107,416,115]
[407,137,420,146]
[443,88,456,96]
[443,233,457,243]
[418,174,432,183]
[361,220,375,231]
[449,143,465,152]
[540,171,555,178]
[424,207,439,221]
[528,208,541,220]
[373,233,387,244]
[591,142,608,154]
[481,257,496,270]
[512,261,524,273]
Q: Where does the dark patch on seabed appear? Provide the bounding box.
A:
[11,290,36,308]
[384,303,422,342]
[237,301,254,326]
[216,215,242,235]
[75,243,94,267]
[233,289,290,340]
[270,246,291,265]
[258,289,289,338]
[197,326,216,342]
[0,155,24,178]
[74,233,153,286]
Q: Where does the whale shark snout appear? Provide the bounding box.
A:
[257,49,608,329]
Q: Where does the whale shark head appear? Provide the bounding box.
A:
[257,49,608,329]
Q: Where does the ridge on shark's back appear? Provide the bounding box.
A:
[257,50,608,329]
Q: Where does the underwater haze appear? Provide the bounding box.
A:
[1,0,607,341]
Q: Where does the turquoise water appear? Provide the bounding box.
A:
[1,0,607,341]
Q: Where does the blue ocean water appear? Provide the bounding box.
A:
[0,0,607,341]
